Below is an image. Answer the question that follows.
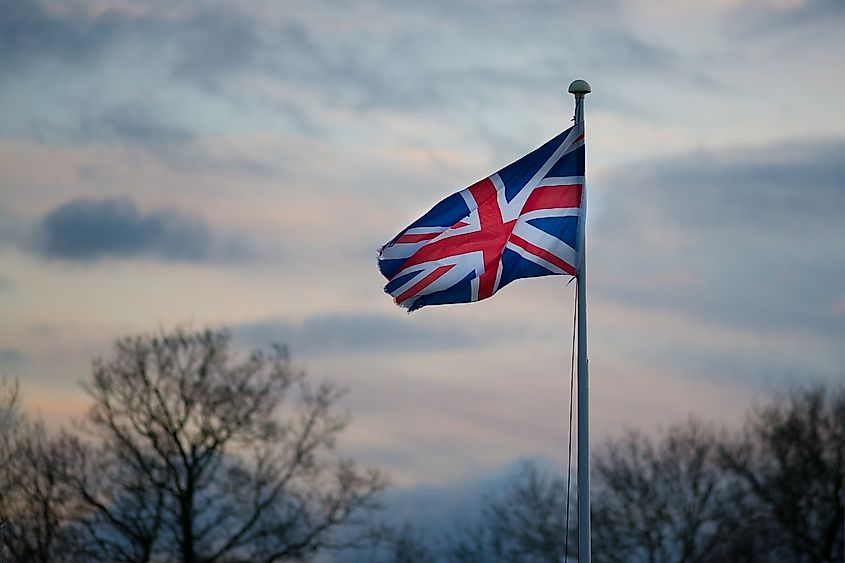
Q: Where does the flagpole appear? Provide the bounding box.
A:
[569,78,591,562]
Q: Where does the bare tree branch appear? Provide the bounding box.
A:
[66,327,386,563]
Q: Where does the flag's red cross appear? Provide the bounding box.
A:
[393,178,580,304]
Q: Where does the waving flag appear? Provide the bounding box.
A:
[378,124,585,311]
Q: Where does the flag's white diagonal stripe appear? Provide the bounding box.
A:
[505,241,569,275]
[537,176,584,187]
[500,124,584,221]
[512,221,578,265]
[520,208,580,221]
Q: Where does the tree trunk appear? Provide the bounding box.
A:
[181,477,196,563]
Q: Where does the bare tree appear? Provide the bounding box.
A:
[0,377,19,439]
[0,377,20,563]
[447,461,574,563]
[61,327,386,563]
[348,523,438,563]
[591,420,745,563]
[0,380,84,563]
[385,524,438,563]
[720,386,845,563]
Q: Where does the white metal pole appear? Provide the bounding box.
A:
[569,78,591,563]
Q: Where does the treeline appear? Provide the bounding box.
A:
[0,329,385,563]
[1,327,843,563]
[372,389,845,563]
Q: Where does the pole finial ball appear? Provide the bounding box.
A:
[568,79,591,95]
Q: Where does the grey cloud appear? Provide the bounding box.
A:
[28,324,57,336]
[79,102,194,149]
[0,0,259,82]
[793,0,845,20]
[258,13,693,114]
[171,8,262,89]
[640,343,843,390]
[1,0,692,117]
[0,0,716,177]
[71,101,273,175]
[0,349,24,367]
[0,0,266,138]
[717,0,844,41]
[73,102,276,174]
[235,313,516,356]
[592,137,845,336]
[0,208,30,249]
[0,0,118,71]
[752,0,844,28]
[619,139,845,231]
[36,197,236,262]
[248,5,719,135]
[0,2,311,168]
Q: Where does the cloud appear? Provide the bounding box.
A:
[0,0,694,130]
[744,0,845,27]
[170,8,262,89]
[0,0,258,79]
[0,0,706,181]
[0,0,270,95]
[35,197,249,262]
[79,101,194,149]
[247,5,693,115]
[0,348,25,367]
[0,207,31,250]
[592,137,845,336]
[72,102,275,173]
[0,0,117,72]
[234,312,516,356]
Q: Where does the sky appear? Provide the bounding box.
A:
[1,0,844,496]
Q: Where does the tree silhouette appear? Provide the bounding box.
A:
[720,386,845,563]
[447,462,574,563]
[374,388,845,563]
[60,328,386,562]
[591,419,748,563]
[0,377,19,439]
[5,340,845,563]
[356,523,438,563]
[0,379,83,563]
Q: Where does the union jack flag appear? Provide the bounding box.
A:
[378,124,585,311]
